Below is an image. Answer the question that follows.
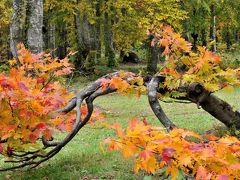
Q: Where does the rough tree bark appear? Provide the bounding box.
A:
[148,76,176,131]
[75,10,88,69]
[10,0,26,63]
[146,34,160,74]
[147,75,240,130]
[27,0,43,53]
[186,83,240,129]
[75,3,98,71]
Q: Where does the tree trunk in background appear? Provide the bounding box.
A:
[57,25,67,59]
[191,33,198,51]
[10,0,25,62]
[147,45,158,74]
[48,24,56,57]
[104,12,116,67]
[42,19,48,50]
[235,30,239,43]
[147,35,158,74]
[75,11,86,69]
[95,0,102,61]
[82,14,91,49]
[210,5,217,53]
[75,10,96,70]
[235,29,239,43]
[85,16,97,71]
[27,0,43,53]
[201,29,207,46]
[225,29,231,49]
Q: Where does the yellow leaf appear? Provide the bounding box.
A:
[122,142,138,158]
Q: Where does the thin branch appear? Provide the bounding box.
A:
[160,99,192,104]
[40,73,55,91]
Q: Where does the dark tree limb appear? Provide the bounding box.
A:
[186,83,240,129]
[147,76,240,130]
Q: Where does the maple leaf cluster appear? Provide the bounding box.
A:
[151,25,240,93]
[103,118,240,179]
[98,71,147,97]
[0,45,104,156]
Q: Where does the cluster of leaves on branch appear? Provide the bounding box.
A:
[150,25,240,93]
[98,71,147,97]
[103,118,240,179]
[0,45,103,157]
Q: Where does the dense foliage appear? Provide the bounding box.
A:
[150,25,240,93]
[0,45,103,156]
[103,118,240,179]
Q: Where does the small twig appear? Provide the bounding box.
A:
[40,73,55,91]
[160,99,192,104]
[7,97,14,118]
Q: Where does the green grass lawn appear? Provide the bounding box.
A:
[0,80,239,179]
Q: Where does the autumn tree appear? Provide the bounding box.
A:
[0,25,240,179]
[1,1,240,179]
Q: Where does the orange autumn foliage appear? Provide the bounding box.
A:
[103,118,240,179]
[0,45,104,155]
[151,25,240,94]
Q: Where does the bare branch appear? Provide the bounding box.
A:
[148,75,176,132]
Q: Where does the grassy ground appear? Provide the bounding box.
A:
[0,76,239,180]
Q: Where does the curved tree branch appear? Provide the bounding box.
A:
[148,75,176,131]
